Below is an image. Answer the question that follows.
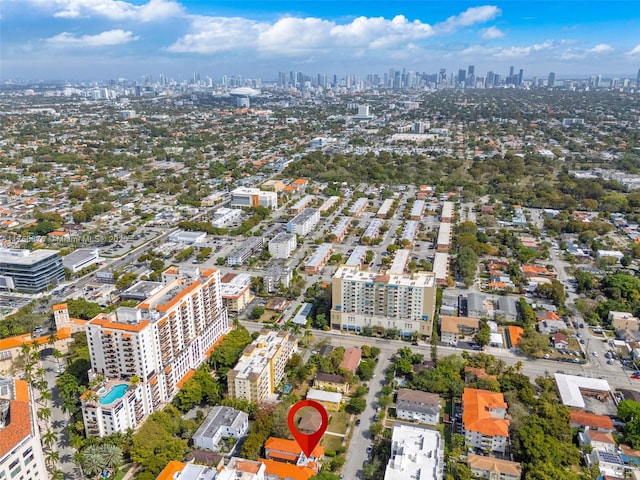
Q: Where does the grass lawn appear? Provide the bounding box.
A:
[111,471,126,480]
[327,411,351,435]
[321,434,344,452]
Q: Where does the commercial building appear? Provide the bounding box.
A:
[0,248,64,293]
[554,373,612,409]
[82,267,229,436]
[192,406,249,452]
[287,208,320,236]
[0,377,48,480]
[227,237,264,266]
[231,187,278,210]
[269,233,297,259]
[227,330,297,403]
[304,243,333,274]
[384,423,444,480]
[261,179,286,192]
[211,208,243,229]
[348,198,368,217]
[462,388,510,453]
[395,388,441,425]
[168,230,207,244]
[221,273,253,314]
[62,248,101,273]
[330,267,437,339]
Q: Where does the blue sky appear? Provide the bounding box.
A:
[1,0,639,81]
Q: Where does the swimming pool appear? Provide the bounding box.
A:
[99,384,128,405]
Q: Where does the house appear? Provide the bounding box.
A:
[395,388,441,425]
[495,296,518,321]
[440,315,480,345]
[552,333,569,349]
[264,437,323,465]
[462,388,510,453]
[191,406,249,452]
[314,372,349,393]
[610,311,640,333]
[464,367,497,383]
[569,411,614,432]
[578,428,617,453]
[306,388,342,412]
[538,319,567,335]
[467,454,522,480]
[260,458,316,480]
[338,347,361,374]
[467,293,488,319]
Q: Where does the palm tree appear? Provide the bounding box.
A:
[82,445,106,478]
[37,406,51,423]
[52,348,64,367]
[50,469,64,480]
[45,450,60,468]
[39,390,53,406]
[42,430,58,449]
[73,451,85,478]
[101,444,124,470]
[48,333,58,349]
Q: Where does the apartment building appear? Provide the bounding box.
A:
[82,267,229,436]
[221,273,254,314]
[0,378,48,480]
[384,423,444,480]
[319,196,340,214]
[330,266,437,339]
[156,459,266,480]
[440,315,480,345]
[231,187,278,210]
[227,237,264,266]
[289,195,315,215]
[328,216,351,243]
[376,199,394,218]
[286,208,320,236]
[304,243,333,274]
[0,248,65,293]
[467,454,522,480]
[268,233,297,259]
[227,330,297,403]
[462,388,510,453]
[348,198,368,217]
[410,199,426,220]
[395,388,441,425]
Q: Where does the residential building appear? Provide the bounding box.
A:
[261,179,286,192]
[227,330,297,403]
[221,273,254,314]
[331,267,437,339]
[441,201,455,222]
[269,233,297,259]
[578,428,617,453]
[388,249,411,275]
[400,220,418,246]
[318,196,340,214]
[62,247,101,273]
[410,200,425,220]
[304,243,333,273]
[287,208,320,236]
[263,437,323,471]
[362,218,384,241]
[339,347,361,373]
[610,311,640,332]
[384,423,444,480]
[395,388,441,425]
[306,389,342,411]
[289,195,315,215]
[260,459,316,480]
[227,237,264,266]
[467,454,522,480]
[314,372,349,393]
[263,265,292,293]
[0,378,48,480]
[348,198,368,217]
[82,267,229,436]
[462,388,510,453]
[192,406,249,452]
[436,222,452,252]
[328,216,351,243]
[231,187,278,210]
[440,315,480,345]
[156,459,266,480]
[0,248,65,293]
[377,199,394,218]
[344,246,368,268]
[569,411,614,432]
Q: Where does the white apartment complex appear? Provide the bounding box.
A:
[268,233,297,259]
[0,378,48,480]
[286,208,320,236]
[384,423,444,480]
[227,330,297,403]
[330,266,437,339]
[81,267,230,437]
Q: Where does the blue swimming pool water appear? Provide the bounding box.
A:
[99,384,128,404]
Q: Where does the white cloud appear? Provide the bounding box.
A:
[26,0,182,22]
[626,44,640,55]
[168,16,267,54]
[47,29,139,46]
[436,5,501,33]
[588,43,613,53]
[479,26,505,39]
[493,40,553,58]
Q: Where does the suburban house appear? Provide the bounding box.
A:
[314,373,349,393]
[467,454,522,480]
[552,333,569,349]
[192,406,249,452]
[578,429,617,453]
[395,388,441,425]
[462,388,510,453]
[306,389,342,412]
[569,411,615,432]
[264,437,324,465]
[338,347,362,374]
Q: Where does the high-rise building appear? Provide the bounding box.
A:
[636,68,640,87]
[548,72,556,87]
[0,377,48,480]
[518,69,524,86]
[81,267,229,436]
[457,69,467,84]
[330,267,437,339]
[0,248,65,293]
[227,330,297,403]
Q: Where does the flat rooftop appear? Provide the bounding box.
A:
[334,266,435,288]
[0,248,59,265]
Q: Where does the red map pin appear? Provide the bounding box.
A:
[287,399,329,458]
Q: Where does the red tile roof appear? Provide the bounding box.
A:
[569,411,614,431]
[339,347,361,373]
[462,388,510,437]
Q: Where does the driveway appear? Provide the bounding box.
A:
[341,351,388,479]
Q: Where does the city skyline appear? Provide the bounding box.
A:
[2,0,640,81]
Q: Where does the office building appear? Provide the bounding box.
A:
[269,233,297,259]
[286,208,320,236]
[82,267,229,436]
[62,248,101,273]
[0,248,64,293]
[548,72,556,87]
[330,266,437,339]
[227,330,297,403]
[0,377,48,480]
[384,423,444,480]
[231,187,278,210]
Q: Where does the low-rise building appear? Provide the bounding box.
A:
[377,199,394,218]
[192,406,249,452]
[62,248,101,273]
[338,347,361,374]
[395,388,441,425]
[384,423,444,480]
[231,187,278,210]
[168,230,207,244]
[319,196,340,214]
[269,233,297,259]
[156,459,266,480]
[289,195,315,215]
[348,198,368,217]
[462,388,510,453]
[440,315,480,345]
[328,217,351,243]
[221,273,254,314]
[314,373,349,393]
[287,208,320,236]
[306,389,342,411]
[304,243,333,273]
[227,237,264,266]
[263,437,323,466]
[467,454,522,480]
[436,222,452,252]
[432,252,450,286]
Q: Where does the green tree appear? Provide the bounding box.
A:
[347,397,366,414]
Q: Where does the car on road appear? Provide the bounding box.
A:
[632,373,640,379]
[580,339,585,344]
[355,419,361,426]
[592,352,598,357]
[366,445,373,455]
[607,359,615,365]
[579,324,585,328]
